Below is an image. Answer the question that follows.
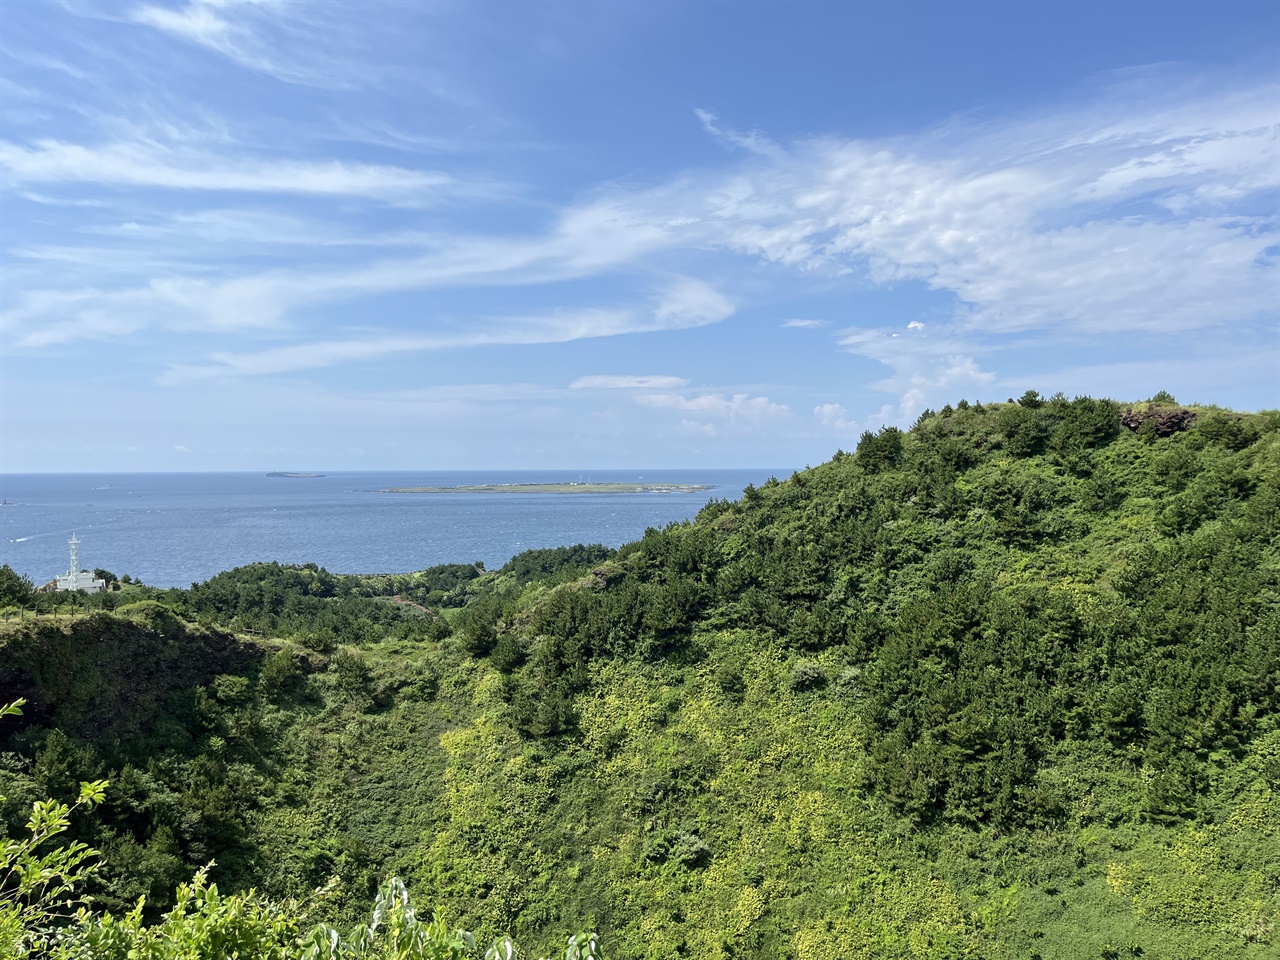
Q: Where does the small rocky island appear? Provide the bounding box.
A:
[266,472,325,478]
[379,482,713,495]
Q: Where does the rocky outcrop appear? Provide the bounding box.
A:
[1120,406,1196,436]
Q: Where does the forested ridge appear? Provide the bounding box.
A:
[2,393,1278,959]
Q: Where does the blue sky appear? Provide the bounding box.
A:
[1,0,1277,472]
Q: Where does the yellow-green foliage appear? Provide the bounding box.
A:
[0,729,597,960]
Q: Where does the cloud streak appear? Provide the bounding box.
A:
[0,138,449,199]
[570,375,689,390]
[154,279,734,383]
[129,0,373,90]
[694,108,783,159]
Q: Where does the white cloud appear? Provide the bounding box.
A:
[0,48,95,82]
[781,318,828,329]
[15,191,109,207]
[678,419,717,437]
[653,276,735,328]
[687,83,1277,338]
[694,108,784,159]
[131,1,237,49]
[1,169,723,343]
[154,279,732,383]
[570,375,689,390]
[833,322,998,426]
[2,178,734,342]
[635,392,789,419]
[154,318,599,383]
[375,383,564,405]
[128,0,374,90]
[812,399,918,437]
[0,138,449,200]
[935,355,995,389]
[814,402,853,432]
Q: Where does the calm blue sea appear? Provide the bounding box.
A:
[0,470,783,589]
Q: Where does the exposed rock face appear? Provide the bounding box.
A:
[1121,406,1196,436]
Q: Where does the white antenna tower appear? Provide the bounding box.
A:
[68,533,81,588]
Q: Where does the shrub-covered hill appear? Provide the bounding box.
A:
[2,393,1278,959]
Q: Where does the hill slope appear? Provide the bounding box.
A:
[2,394,1277,958]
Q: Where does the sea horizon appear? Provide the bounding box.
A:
[0,468,790,589]
[2,467,792,476]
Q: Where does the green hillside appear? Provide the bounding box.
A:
[2,393,1278,958]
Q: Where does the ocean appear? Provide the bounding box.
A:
[0,469,784,589]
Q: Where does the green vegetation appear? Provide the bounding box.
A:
[0,568,33,609]
[3,394,1278,958]
[0,698,603,960]
[379,483,713,495]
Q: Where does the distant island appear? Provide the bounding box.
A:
[380,482,713,495]
[266,472,325,478]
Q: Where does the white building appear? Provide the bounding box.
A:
[54,534,106,594]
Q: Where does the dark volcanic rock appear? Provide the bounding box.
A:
[1121,406,1196,436]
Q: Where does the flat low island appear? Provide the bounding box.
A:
[379,482,714,495]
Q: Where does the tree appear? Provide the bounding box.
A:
[856,426,904,473]
[0,564,33,607]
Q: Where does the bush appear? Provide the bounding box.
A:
[789,661,826,692]
[668,832,712,869]
[258,649,306,700]
[330,648,371,695]
[0,700,109,958]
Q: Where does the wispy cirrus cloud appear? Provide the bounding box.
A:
[694,107,783,159]
[129,0,373,91]
[154,278,734,384]
[129,0,276,68]
[0,47,95,82]
[381,382,566,405]
[125,0,483,109]
[2,184,724,343]
[0,138,450,199]
[570,375,689,390]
